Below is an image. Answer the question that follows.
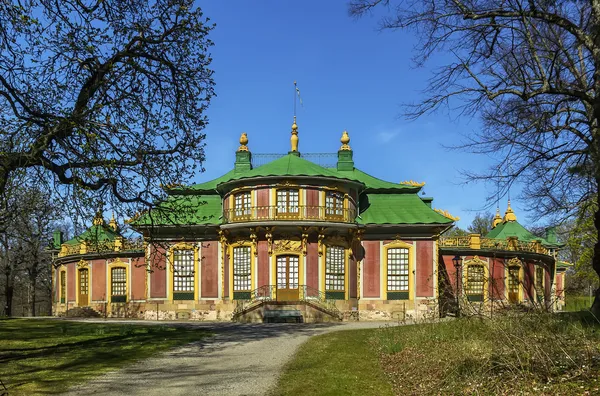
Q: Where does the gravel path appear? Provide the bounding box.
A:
[61,321,397,396]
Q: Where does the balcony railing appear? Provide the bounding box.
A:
[58,238,144,258]
[439,235,549,255]
[224,205,356,224]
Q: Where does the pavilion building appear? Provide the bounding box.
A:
[51,120,567,321]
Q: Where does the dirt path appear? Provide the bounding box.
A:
[62,321,394,396]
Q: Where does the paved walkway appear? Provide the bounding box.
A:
[62,321,397,396]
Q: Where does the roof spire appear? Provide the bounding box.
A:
[92,206,104,226]
[503,199,517,222]
[492,207,502,228]
[109,212,118,231]
[290,116,299,153]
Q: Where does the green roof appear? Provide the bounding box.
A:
[224,154,358,184]
[358,194,453,225]
[335,168,420,192]
[485,220,562,247]
[184,155,420,194]
[64,224,121,245]
[134,195,222,226]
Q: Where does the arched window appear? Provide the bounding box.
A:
[60,270,66,304]
[386,245,410,300]
[465,264,485,302]
[325,246,345,299]
[233,246,252,299]
[111,267,127,303]
[507,264,522,303]
[173,249,195,300]
[325,192,344,219]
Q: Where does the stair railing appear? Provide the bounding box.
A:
[299,285,342,319]
[232,285,276,316]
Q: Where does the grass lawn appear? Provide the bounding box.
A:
[272,329,393,396]
[564,294,593,311]
[275,313,600,395]
[0,318,211,395]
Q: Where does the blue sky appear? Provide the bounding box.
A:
[196,1,524,229]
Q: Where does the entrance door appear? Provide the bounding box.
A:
[78,268,89,306]
[507,266,520,303]
[276,255,299,301]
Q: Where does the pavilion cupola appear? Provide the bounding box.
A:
[109,212,118,231]
[336,130,354,171]
[234,132,252,173]
[289,116,300,156]
[503,199,517,222]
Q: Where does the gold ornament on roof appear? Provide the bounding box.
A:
[492,207,502,228]
[434,208,460,221]
[400,180,426,187]
[109,212,118,231]
[290,116,299,152]
[503,199,517,222]
[340,130,351,150]
[238,132,249,152]
[92,206,104,225]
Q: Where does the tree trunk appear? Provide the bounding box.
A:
[4,284,13,317]
[30,277,37,317]
[591,191,600,316]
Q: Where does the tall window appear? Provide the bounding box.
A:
[276,189,299,216]
[173,249,195,299]
[465,264,485,300]
[234,191,251,218]
[387,248,409,293]
[325,191,344,218]
[60,271,66,304]
[326,246,345,299]
[233,246,251,292]
[111,267,127,302]
[507,266,520,303]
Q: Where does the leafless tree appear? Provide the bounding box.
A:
[0,0,215,222]
[350,0,600,314]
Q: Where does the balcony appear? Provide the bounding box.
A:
[224,205,356,224]
[439,235,549,255]
[58,239,144,258]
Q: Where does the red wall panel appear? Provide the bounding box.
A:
[257,188,269,218]
[67,263,75,302]
[131,257,146,300]
[349,255,357,298]
[257,240,269,288]
[306,241,319,290]
[150,245,166,298]
[224,252,229,298]
[416,241,433,297]
[91,259,106,301]
[201,241,219,298]
[306,188,319,218]
[363,241,380,298]
[490,258,505,299]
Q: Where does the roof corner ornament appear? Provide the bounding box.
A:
[434,208,460,221]
[238,132,249,152]
[340,130,351,151]
[492,207,503,228]
[503,199,517,222]
[400,180,426,187]
[92,203,105,226]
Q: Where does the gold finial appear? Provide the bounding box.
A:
[92,210,104,226]
[503,199,517,222]
[238,132,249,152]
[492,207,502,228]
[400,180,426,187]
[340,130,351,151]
[434,208,460,221]
[109,212,118,231]
[290,116,299,152]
